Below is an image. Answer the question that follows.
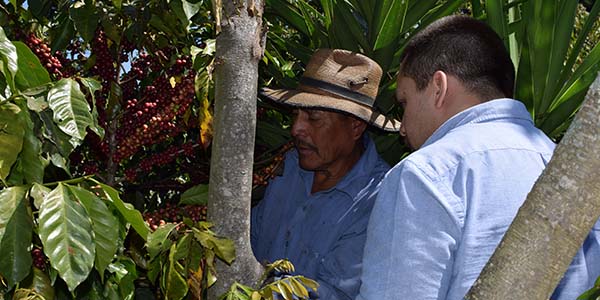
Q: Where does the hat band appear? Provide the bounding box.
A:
[299,77,375,107]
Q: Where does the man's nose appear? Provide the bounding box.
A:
[291,116,306,137]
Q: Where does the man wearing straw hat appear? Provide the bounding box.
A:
[251,48,400,299]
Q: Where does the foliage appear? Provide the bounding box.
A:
[0,24,150,296]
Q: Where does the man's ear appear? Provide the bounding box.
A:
[432,70,448,108]
[351,118,368,141]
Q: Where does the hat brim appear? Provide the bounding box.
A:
[260,87,401,132]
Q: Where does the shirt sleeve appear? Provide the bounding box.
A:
[357,161,462,300]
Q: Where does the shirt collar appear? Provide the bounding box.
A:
[421,98,534,148]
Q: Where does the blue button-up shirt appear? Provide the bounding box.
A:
[251,136,389,300]
[358,99,600,300]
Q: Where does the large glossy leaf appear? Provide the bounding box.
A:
[13,42,51,90]
[179,184,208,205]
[0,27,18,91]
[372,0,408,51]
[68,185,119,277]
[21,267,56,300]
[0,186,31,287]
[39,109,75,160]
[165,244,188,300]
[0,186,28,247]
[38,183,95,291]
[76,77,104,138]
[0,102,25,182]
[147,223,177,259]
[92,180,150,240]
[0,185,33,288]
[47,78,94,146]
[70,1,99,42]
[14,99,46,184]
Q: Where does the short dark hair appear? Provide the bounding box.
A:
[399,15,515,100]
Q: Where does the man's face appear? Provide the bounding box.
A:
[395,75,438,150]
[290,108,359,172]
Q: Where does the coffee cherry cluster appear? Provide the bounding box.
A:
[144,203,207,231]
[24,33,63,78]
[252,141,293,187]
[90,29,117,84]
[31,248,47,270]
[124,141,197,182]
[114,72,196,162]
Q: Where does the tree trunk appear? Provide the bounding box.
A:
[208,0,265,298]
[466,73,600,299]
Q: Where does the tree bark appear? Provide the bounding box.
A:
[466,73,600,299]
[208,0,265,298]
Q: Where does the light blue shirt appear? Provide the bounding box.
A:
[252,136,389,300]
[358,99,600,300]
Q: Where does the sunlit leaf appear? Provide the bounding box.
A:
[0,184,33,288]
[13,41,51,90]
[147,223,177,259]
[68,185,119,277]
[165,244,188,300]
[90,179,150,240]
[47,78,94,146]
[372,0,409,51]
[0,102,24,182]
[38,183,95,291]
[0,27,18,91]
[14,99,46,184]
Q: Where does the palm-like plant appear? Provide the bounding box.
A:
[261,0,600,148]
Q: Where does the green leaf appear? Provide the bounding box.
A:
[485,0,509,49]
[182,0,202,23]
[147,223,177,259]
[50,15,76,51]
[13,41,51,90]
[70,0,99,42]
[47,78,94,146]
[92,180,150,240]
[31,183,51,210]
[288,277,308,298]
[0,186,33,288]
[14,99,46,184]
[372,0,409,51]
[0,102,25,182]
[68,185,119,277]
[0,185,28,247]
[38,183,95,291]
[165,244,188,300]
[78,77,104,138]
[0,27,18,91]
[107,258,137,300]
[193,230,235,264]
[21,267,56,300]
[179,184,208,205]
[39,109,75,159]
[266,0,310,36]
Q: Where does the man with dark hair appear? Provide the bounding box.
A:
[252,48,400,299]
[358,15,598,300]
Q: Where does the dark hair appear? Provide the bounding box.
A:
[399,15,515,100]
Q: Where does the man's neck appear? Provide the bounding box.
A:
[311,142,365,194]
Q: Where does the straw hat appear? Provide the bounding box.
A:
[260,49,401,132]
